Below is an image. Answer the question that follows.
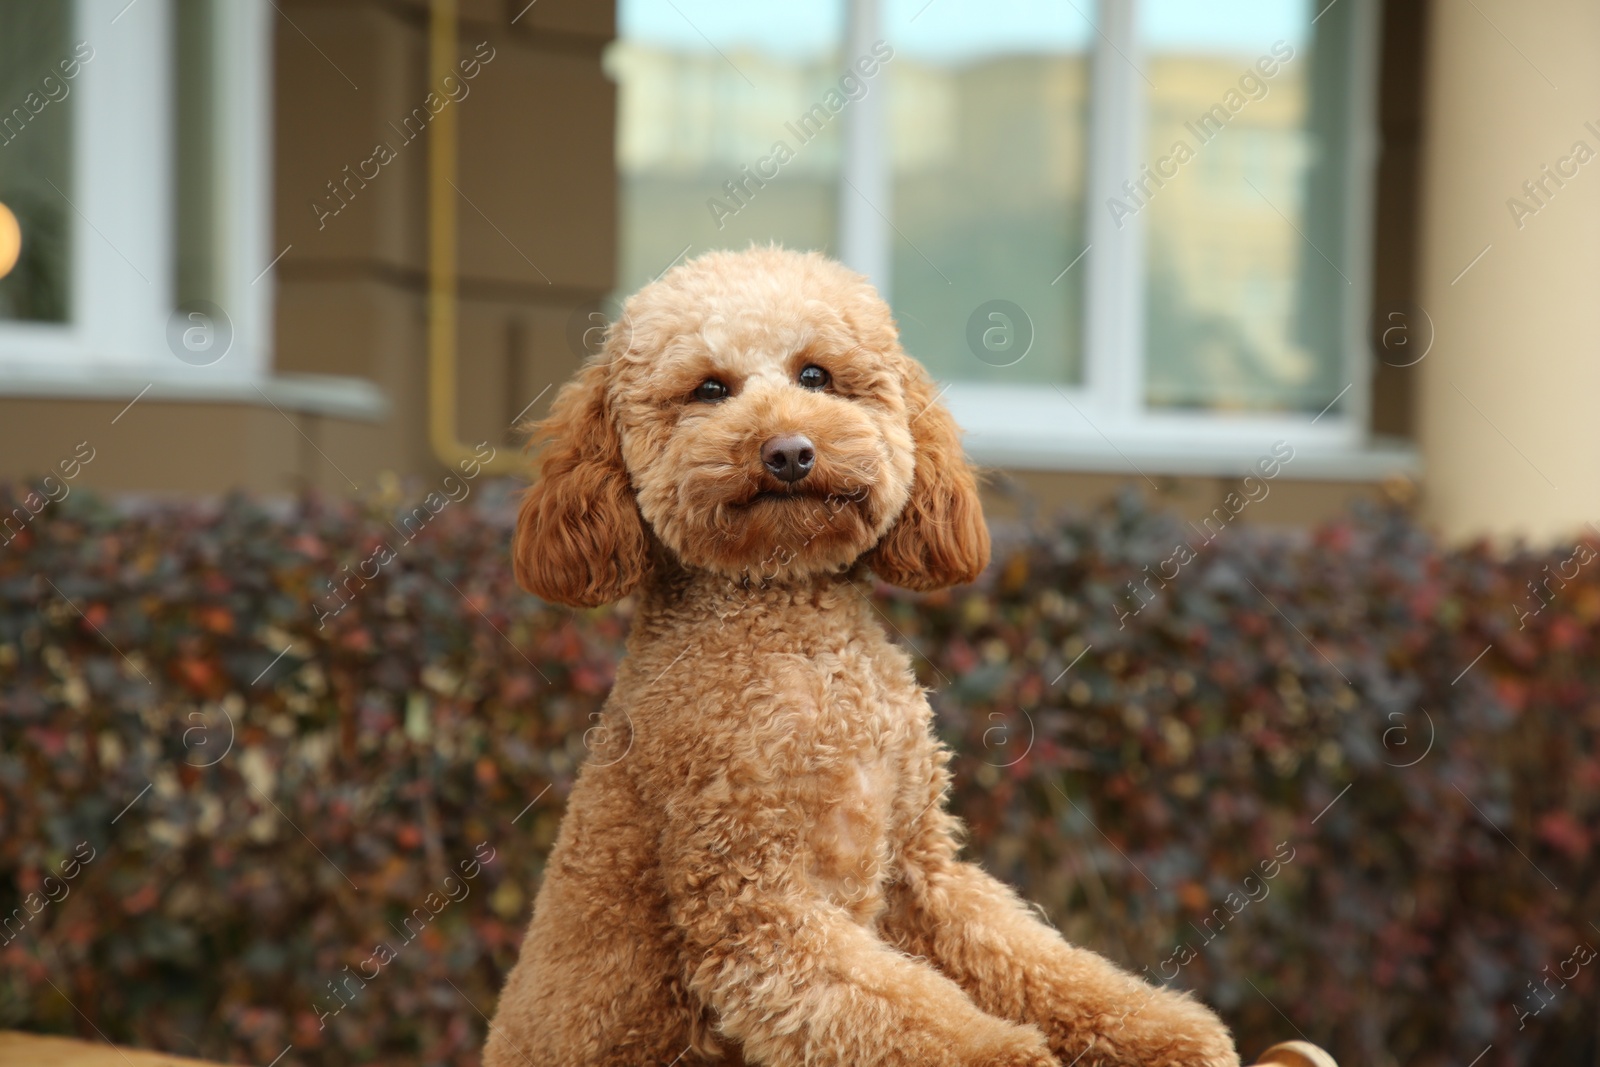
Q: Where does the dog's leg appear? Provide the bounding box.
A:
[882,810,1240,1067]
[486,785,705,1067]
[663,810,1055,1067]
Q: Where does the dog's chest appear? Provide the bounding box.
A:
[798,757,894,922]
[771,649,923,924]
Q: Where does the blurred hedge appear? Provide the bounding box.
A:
[1,483,1597,1067]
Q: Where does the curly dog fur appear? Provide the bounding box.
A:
[485,247,1240,1067]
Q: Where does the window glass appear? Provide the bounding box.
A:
[883,0,1090,385]
[611,0,1367,426]
[1140,0,1355,414]
[612,0,845,295]
[0,2,74,324]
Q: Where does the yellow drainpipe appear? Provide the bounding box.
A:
[427,0,522,475]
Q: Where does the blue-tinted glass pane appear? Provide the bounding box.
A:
[884,0,1091,385]
[1140,0,1355,414]
[613,0,846,294]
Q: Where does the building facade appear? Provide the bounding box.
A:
[0,0,1592,544]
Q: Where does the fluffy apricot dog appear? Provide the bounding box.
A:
[485,247,1238,1067]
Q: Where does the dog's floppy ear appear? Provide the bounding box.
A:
[865,361,990,591]
[514,359,648,607]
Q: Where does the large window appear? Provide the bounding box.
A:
[611,0,1377,468]
[0,0,273,383]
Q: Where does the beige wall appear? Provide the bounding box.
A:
[1416,0,1600,544]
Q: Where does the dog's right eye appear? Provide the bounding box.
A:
[692,379,729,402]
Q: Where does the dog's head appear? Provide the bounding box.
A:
[513,246,988,606]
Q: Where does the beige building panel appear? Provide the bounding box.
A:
[300,410,411,495]
[1417,0,1600,543]
[980,469,1387,529]
[275,275,423,383]
[507,0,614,39]
[273,285,599,488]
[274,4,430,273]
[454,295,593,453]
[0,399,302,496]
[1237,477,1394,527]
[387,0,614,39]
[275,277,445,490]
[457,48,617,291]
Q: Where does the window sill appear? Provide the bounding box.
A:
[965,434,1420,483]
[0,370,389,422]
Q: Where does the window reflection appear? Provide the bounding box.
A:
[612,0,845,294]
[0,2,74,324]
[885,0,1090,385]
[1141,0,1354,414]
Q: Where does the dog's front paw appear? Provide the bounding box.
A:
[1166,1003,1241,1067]
[965,1022,1056,1067]
[976,1049,1057,1067]
[1042,995,1240,1067]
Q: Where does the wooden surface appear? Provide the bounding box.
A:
[0,1028,1338,1067]
[1253,1040,1341,1067]
[0,1032,234,1067]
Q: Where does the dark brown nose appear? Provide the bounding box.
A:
[761,434,815,484]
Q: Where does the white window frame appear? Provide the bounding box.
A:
[0,0,274,385]
[840,0,1384,475]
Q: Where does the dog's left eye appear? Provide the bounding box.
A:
[798,365,830,390]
